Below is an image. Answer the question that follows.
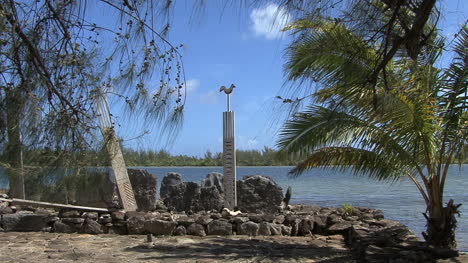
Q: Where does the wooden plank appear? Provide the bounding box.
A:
[104,129,138,211]
[0,198,110,212]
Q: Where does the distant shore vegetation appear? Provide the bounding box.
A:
[0,146,303,167]
[122,147,300,167]
[0,146,466,168]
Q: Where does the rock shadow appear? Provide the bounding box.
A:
[124,236,355,262]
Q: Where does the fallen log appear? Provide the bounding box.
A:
[0,197,110,212]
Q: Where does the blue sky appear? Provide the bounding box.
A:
[118,1,467,157]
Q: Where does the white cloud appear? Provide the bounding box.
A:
[185,79,200,93]
[199,90,219,104]
[250,3,291,40]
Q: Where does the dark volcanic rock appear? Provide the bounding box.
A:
[53,221,75,233]
[0,207,13,214]
[111,211,126,221]
[199,186,224,212]
[258,222,271,236]
[81,218,103,234]
[328,222,352,234]
[187,223,206,236]
[173,225,187,236]
[62,218,85,224]
[236,175,283,213]
[82,212,99,220]
[176,216,195,227]
[144,219,177,236]
[202,172,224,193]
[237,221,259,236]
[128,169,158,211]
[127,215,146,234]
[160,172,182,200]
[60,210,80,218]
[71,171,118,208]
[206,220,232,236]
[281,225,292,236]
[163,182,201,212]
[269,223,283,235]
[1,213,48,232]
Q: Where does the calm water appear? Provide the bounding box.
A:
[1,165,467,250]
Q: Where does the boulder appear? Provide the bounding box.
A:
[82,212,99,220]
[60,210,80,218]
[144,219,177,236]
[231,216,250,226]
[98,214,112,224]
[258,222,271,236]
[176,216,196,227]
[0,207,13,214]
[127,215,146,234]
[269,223,283,235]
[373,210,385,220]
[1,213,48,232]
[196,216,213,226]
[53,220,75,233]
[187,223,206,236]
[155,200,168,210]
[111,211,126,221]
[128,169,158,211]
[328,222,352,234]
[238,221,259,236]
[160,172,182,200]
[69,171,118,208]
[236,175,283,213]
[290,218,302,236]
[81,218,103,234]
[173,225,187,236]
[274,215,285,224]
[199,186,224,212]
[206,220,232,235]
[312,215,328,234]
[62,218,85,224]
[298,218,314,236]
[281,225,292,236]
[202,172,224,193]
[163,182,201,212]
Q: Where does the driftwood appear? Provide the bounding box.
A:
[0,197,109,212]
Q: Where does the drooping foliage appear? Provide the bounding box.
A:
[0,1,187,168]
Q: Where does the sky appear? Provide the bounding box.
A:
[117,0,467,157]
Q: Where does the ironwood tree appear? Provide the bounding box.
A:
[0,0,186,197]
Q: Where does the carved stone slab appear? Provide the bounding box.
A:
[222,111,237,209]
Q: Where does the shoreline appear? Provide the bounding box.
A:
[0,195,464,262]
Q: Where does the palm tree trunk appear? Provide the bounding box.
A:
[423,178,460,249]
[5,89,25,199]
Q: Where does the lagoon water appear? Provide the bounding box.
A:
[141,165,468,251]
[0,165,467,250]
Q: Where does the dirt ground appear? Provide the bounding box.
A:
[0,232,356,263]
[1,232,467,263]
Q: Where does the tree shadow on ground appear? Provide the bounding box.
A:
[124,236,356,262]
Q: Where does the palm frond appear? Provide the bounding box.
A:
[284,18,378,92]
[289,146,408,182]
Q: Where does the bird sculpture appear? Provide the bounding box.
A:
[219,84,236,94]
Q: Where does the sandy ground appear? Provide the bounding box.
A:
[0,232,356,263]
[1,232,467,263]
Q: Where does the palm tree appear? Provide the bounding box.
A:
[278,18,467,249]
